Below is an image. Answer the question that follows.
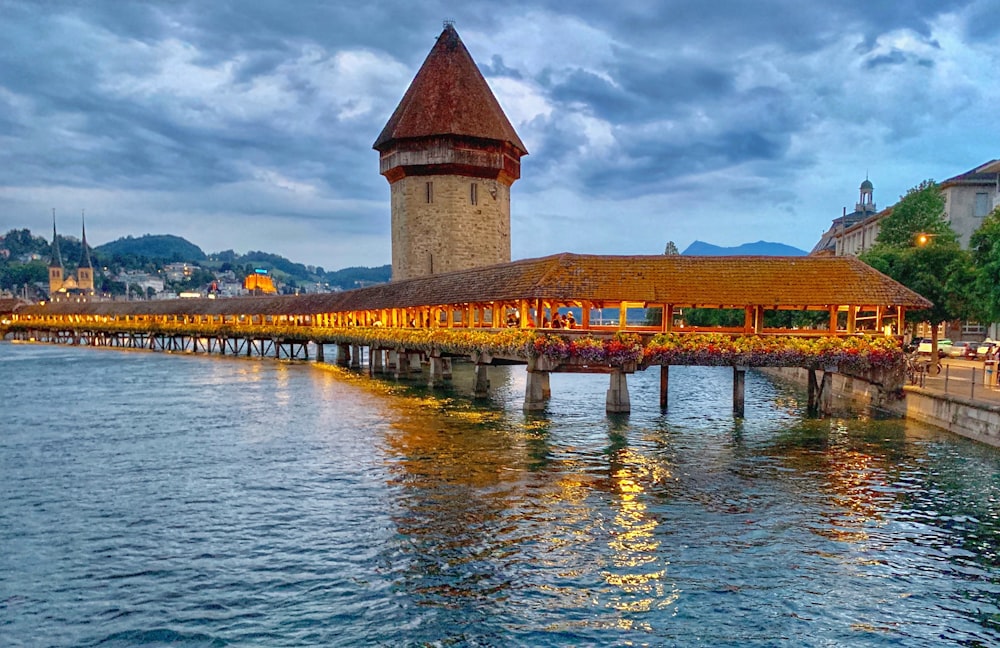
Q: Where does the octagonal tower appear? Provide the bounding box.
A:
[374,23,527,281]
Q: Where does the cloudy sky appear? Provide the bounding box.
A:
[1,1,998,269]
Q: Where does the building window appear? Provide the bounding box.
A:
[470,183,478,205]
[425,181,433,204]
[975,192,990,218]
[962,321,986,336]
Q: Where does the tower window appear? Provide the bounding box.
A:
[425,181,433,204]
[470,183,478,205]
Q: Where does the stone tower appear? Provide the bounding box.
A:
[77,213,94,294]
[856,177,876,214]
[374,23,527,281]
[48,210,64,296]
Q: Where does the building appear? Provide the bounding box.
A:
[47,212,95,302]
[811,177,881,257]
[814,160,1000,259]
[374,22,527,282]
[940,159,1000,248]
[812,160,1000,341]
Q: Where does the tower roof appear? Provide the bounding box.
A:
[79,214,93,269]
[49,212,63,269]
[373,24,527,155]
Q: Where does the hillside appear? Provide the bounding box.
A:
[96,234,207,262]
[682,240,807,256]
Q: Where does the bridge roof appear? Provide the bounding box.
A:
[21,254,931,318]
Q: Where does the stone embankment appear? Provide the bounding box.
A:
[764,363,1000,448]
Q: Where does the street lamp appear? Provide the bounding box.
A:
[916,232,937,246]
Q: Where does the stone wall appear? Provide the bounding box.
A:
[763,366,1000,447]
[390,174,510,281]
[887,388,1000,447]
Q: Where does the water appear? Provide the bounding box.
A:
[3,342,1000,647]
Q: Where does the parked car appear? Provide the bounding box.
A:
[977,340,998,359]
[917,338,952,357]
[905,337,930,353]
[947,341,977,358]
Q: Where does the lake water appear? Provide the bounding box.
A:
[2,342,1000,647]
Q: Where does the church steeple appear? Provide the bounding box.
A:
[375,22,527,281]
[77,211,94,293]
[48,209,64,296]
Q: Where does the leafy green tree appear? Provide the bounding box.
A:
[860,180,973,358]
[874,181,958,248]
[969,206,1000,324]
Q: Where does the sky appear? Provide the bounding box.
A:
[1,1,998,270]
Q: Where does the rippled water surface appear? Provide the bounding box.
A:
[3,342,1000,647]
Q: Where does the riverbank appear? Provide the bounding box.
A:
[763,364,1000,448]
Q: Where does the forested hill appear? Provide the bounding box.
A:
[95,234,207,262]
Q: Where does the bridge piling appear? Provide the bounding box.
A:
[524,369,550,411]
[659,366,669,410]
[473,364,490,398]
[733,366,746,418]
[350,344,362,369]
[820,368,836,415]
[807,370,820,416]
[606,369,631,414]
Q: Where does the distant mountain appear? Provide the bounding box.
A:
[682,240,808,256]
[95,234,207,262]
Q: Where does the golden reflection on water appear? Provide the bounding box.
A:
[604,446,679,613]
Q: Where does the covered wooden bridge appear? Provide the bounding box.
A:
[7,253,931,415]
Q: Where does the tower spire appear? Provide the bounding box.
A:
[49,208,63,268]
[79,209,93,269]
[76,209,95,295]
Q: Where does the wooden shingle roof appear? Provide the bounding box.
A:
[372,24,527,154]
[20,254,931,319]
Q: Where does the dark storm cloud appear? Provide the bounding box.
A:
[0,0,996,266]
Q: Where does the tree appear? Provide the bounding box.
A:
[664,241,679,255]
[875,181,958,248]
[860,180,973,359]
[969,206,1000,325]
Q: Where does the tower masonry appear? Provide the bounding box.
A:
[374,23,527,281]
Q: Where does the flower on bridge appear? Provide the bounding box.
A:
[643,333,903,373]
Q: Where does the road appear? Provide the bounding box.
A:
[911,355,1000,405]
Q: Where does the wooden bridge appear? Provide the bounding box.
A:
[4,253,930,416]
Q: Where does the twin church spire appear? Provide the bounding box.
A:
[48,210,94,300]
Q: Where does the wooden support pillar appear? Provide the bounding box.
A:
[820,368,836,415]
[733,366,746,418]
[315,343,324,363]
[659,365,669,409]
[386,350,398,372]
[664,305,674,333]
[807,369,820,416]
[474,364,490,398]
[524,369,551,411]
[394,351,409,379]
[350,344,362,369]
[846,305,857,335]
[409,353,423,373]
[337,343,350,367]
[829,306,838,335]
[607,369,631,413]
[371,348,384,374]
[428,356,452,386]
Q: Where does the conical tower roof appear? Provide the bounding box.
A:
[373,24,527,155]
[49,211,63,269]
[79,213,93,269]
